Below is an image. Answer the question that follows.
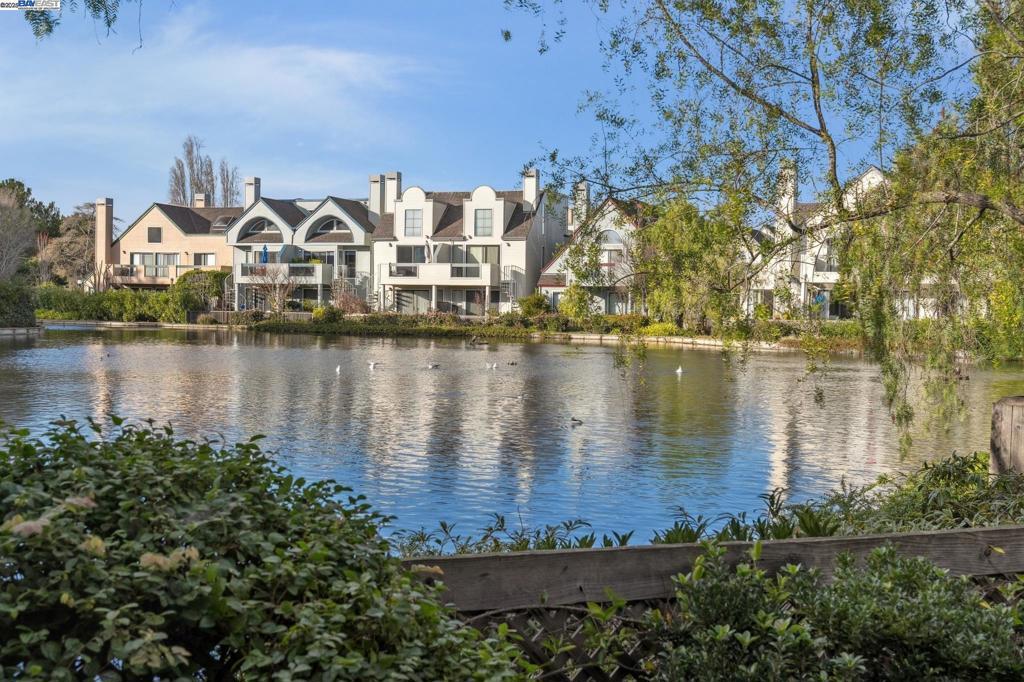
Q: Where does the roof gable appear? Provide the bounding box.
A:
[114,203,242,243]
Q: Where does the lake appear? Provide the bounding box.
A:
[1,327,1021,540]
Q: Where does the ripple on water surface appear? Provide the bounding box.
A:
[1,327,1021,539]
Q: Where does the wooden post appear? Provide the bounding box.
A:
[991,396,1024,474]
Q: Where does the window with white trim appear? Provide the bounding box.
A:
[474,208,493,236]
[404,209,423,237]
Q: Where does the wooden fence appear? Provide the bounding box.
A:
[401,397,1024,680]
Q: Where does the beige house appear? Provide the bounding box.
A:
[94,193,240,290]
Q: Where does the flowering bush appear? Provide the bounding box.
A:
[0,420,520,680]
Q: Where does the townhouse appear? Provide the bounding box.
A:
[93,194,240,289]
[95,168,567,315]
[747,166,936,320]
[536,183,647,314]
[371,169,565,315]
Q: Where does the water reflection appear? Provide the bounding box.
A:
[1,328,1022,539]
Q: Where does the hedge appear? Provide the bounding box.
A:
[0,419,521,680]
[0,281,35,327]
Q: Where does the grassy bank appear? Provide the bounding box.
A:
[251,310,868,350]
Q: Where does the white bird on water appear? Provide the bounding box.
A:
[336,365,341,375]
[676,365,684,376]
[368,361,378,370]
[487,362,498,370]
[428,362,440,370]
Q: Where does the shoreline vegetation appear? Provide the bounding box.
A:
[5,419,1024,679]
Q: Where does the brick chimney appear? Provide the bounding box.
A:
[244,177,261,209]
[193,192,208,208]
[94,198,114,290]
[384,171,402,215]
[523,168,540,211]
[368,173,385,224]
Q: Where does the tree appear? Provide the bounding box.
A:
[248,266,299,314]
[0,204,37,280]
[219,158,241,207]
[41,203,98,286]
[508,0,1024,430]
[0,178,62,237]
[167,136,238,207]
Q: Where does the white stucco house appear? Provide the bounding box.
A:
[370,169,566,315]
[537,186,647,314]
[747,166,935,319]
[225,177,376,310]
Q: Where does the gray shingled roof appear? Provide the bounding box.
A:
[371,189,536,241]
[262,198,308,227]
[153,203,243,235]
[327,197,375,232]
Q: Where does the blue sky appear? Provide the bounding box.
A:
[0,1,611,222]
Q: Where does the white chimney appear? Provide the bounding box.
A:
[94,198,114,290]
[776,161,798,229]
[571,179,590,232]
[523,168,540,211]
[384,171,402,214]
[244,177,261,209]
[193,193,208,208]
[368,173,385,224]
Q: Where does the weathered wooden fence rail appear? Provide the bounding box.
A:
[402,524,1024,612]
[401,397,1024,679]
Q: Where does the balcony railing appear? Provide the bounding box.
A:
[389,264,420,277]
[450,264,481,278]
[112,264,171,279]
[237,262,333,283]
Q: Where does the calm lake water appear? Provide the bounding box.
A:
[2,327,1023,539]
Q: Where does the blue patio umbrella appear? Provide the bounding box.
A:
[261,244,269,264]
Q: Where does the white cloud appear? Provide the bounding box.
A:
[0,4,434,216]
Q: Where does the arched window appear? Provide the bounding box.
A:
[599,230,623,245]
[316,218,351,233]
[246,218,279,233]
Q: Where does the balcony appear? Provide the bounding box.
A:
[379,262,500,286]
[235,262,334,284]
[110,264,172,286]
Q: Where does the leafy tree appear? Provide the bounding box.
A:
[558,282,597,325]
[0,203,37,280]
[0,179,61,237]
[40,203,96,286]
[0,419,522,680]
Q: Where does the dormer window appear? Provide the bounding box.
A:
[211,216,233,231]
[474,209,493,237]
[317,218,350,233]
[404,209,423,237]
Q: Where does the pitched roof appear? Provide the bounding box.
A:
[306,231,354,244]
[151,203,244,235]
[327,197,375,232]
[371,189,536,241]
[261,198,308,227]
[538,273,566,288]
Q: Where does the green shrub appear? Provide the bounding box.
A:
[517,293,550,317]
[494,311,529,328]
[657,544,1024,680]
[311,305,344,323]
[534,312,571,332]
[639,321,683,336]
[0,420,520,680]
[603,313,648,333]
[228,309,265,326]
[195,313,218,325]
[0,281,36,327]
